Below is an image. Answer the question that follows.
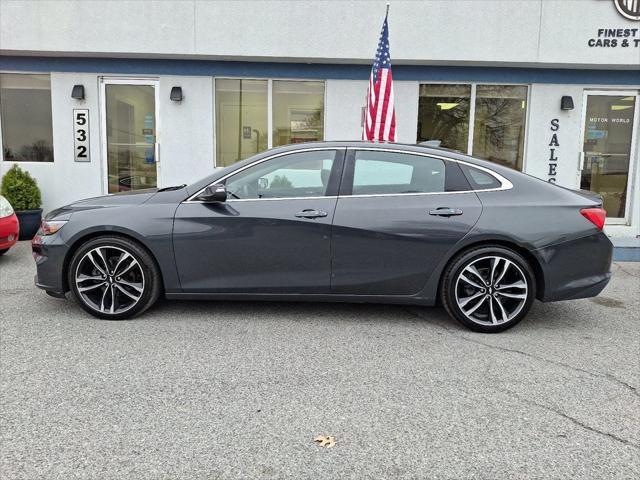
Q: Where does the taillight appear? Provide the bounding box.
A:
[580,207,606,230]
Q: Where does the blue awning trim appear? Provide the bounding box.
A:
[1,55,639,85]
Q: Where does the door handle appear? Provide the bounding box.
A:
[429,207,463,217]
[295,209,328,219]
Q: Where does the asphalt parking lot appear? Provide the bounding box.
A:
[1,240,639,479]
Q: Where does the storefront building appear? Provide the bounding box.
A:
[1,0,639,247]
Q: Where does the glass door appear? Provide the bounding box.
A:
[101,79,159,193]
[580,91,638,223]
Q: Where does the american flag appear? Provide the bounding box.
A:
[363,10,396,142]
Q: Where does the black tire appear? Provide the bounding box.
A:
[67,235,162,320]
[0,249,8,256]
[440,245,536,333]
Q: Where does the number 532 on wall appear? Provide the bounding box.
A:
[73,109,90,162]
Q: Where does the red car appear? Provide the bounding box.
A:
[0,195,19,255]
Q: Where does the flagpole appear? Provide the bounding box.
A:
[386,2,390,17]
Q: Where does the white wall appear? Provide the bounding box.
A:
[158,76,214,186]
[324,80,367,141]
[2,0,639,68]
[395,82,419,144]
[538,0,640,67]
[325,79,417,144]
[524,84,586,188]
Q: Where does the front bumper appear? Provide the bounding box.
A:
[533,231,613,302]
[34,274,66,297]
[32,232,69,295]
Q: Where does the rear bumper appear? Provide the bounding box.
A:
[533,231,613,302]
[0,214,19,250]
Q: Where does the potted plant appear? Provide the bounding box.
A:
[0,165,42,240]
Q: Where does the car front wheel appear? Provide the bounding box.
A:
[67,236,162,320]
[441,246,536,333]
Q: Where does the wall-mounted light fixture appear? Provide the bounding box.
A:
[71,85,85,100]
[170,86,183,102]
[560,96,574,110]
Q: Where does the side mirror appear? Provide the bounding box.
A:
[197,184,227,203]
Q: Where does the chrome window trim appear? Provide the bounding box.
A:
[229,195,337,203]
[340,190,477,199]
[184,146,513,204]
[348,147,514,193]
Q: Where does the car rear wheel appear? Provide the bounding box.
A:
[67,236,162,320]
[440,246,536,333]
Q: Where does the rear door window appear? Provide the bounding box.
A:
[351,150,446,195]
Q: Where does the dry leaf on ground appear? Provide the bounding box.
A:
[313,435,336,448]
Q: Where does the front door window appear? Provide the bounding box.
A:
[581,93,638,220]
[225,150,337,199]
[104,83,157,193]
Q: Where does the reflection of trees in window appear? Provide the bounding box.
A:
[417,85,471,152]
[0,74,54,163]
[418,96,469,151]
[4,140,54,162]
[475,97,510,148]
[418,84,527,171]
[474,97,525,170]
[270,174,293,189]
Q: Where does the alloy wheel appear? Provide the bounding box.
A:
[74,246,145,315]
[454,255,528,326]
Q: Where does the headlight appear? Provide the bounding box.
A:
[40,220,68,235]
[0,195,14,218]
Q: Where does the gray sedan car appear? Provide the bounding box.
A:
[32,142,612,333]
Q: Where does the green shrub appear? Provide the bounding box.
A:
[1,164,42,210]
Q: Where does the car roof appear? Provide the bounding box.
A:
[257,140,464,158]
[261,140,498,169]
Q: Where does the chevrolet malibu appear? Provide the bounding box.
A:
[32,142,612,333]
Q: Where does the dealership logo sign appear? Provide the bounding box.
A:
[614,0,640,20]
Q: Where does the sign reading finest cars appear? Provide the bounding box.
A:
[588,27,640,47]
[73,109,90,162]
